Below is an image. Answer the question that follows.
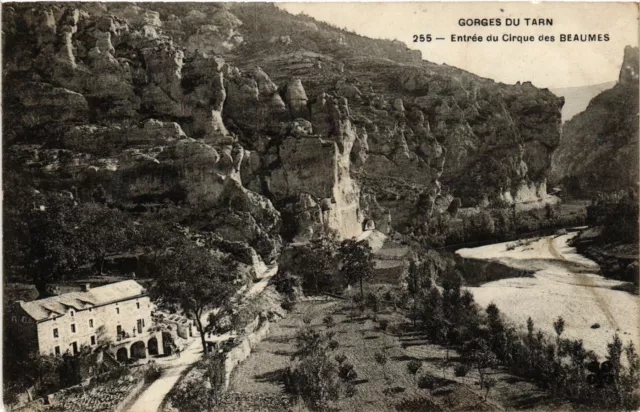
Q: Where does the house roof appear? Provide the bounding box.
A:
[20,280,146,322]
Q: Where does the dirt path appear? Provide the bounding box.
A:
[126,339,203,412]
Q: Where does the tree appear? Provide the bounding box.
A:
[338,239,374,297]
[447,198,461,217]
[7,191,93,296]
[4,187,140,296]
[461,338,497,391]
[366,292,380,319]
[77,203,139,275]
[553,317,565,343]
[286,351,341,410]
[483,376,497,400]
[152,241,237,353]
[407,360,422,383]
[287,325,343,410]
[375,350,389,380]
[283,237,338,295]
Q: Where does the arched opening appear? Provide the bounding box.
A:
[148,337,159,356]
[131,341,146,359]
[162,332,173,355]
[116,347,128,362]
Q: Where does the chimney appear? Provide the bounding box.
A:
[81,283,91,292]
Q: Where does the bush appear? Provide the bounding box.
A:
[407,360,422,376]
[366,293,380,314]
[144,362,162,383]
[379,318,389,331]
[454,364,470,377]
[335,354,347,364]
[169,355,225,411]
[323,315,336,328]
[418,374,437,390]
[281,299,295,311]
[338,362,358,382]
[285,352,341,410]
[345,383,357,397]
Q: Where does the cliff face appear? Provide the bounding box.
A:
[551,46,639,196]
[227,4,562,234]
[2,3,564,245]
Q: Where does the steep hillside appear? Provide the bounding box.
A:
[2,2,563,249]
[550,46,639,196]
[551,81,616,122]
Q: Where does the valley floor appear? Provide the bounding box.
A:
[219,299,572,412]
[458,234,640,358]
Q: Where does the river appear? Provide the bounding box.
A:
[456,232,639,357]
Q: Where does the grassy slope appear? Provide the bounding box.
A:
[222,299,571,411]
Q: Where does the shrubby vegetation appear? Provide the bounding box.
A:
[408,197,584,248]
[3,186,144,296]
[587,189,639,244]
[403,265,640,409]
[151,242,238,353]
[575,189,639,287]
[275,236,374,298]
[284,320,357,410]
[169,355,226,412]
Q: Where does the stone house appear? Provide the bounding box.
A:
[7,280,164,362]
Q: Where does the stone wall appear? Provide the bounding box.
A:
[14,374,144,412]
[223,317,271,391]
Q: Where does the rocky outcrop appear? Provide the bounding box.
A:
[551,46,639,196]
[266,95,364,240]
[3,2,566,254]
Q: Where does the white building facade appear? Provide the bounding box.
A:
[10,280,164,362]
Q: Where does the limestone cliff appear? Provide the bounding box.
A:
[551,46,639,196]
[229,4,563,231]
[3,2,564,249]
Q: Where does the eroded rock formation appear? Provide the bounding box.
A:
[551,46,639,196]
[3,2,565,252]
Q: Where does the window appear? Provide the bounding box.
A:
[53,328,59,338]
[89,319,94,328]
[117,325,122,335]
[72,342,78,355]
[55,346,60,356]
[116,308,120,314]
[70,310,74,317]
[136,302,140,309]
[90,336,96,345]
[71,324,76,333]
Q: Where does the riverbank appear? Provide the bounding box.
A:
[570,227,638,293]
[456,234,639,358]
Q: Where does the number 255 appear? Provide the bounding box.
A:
[413,34,432,42]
